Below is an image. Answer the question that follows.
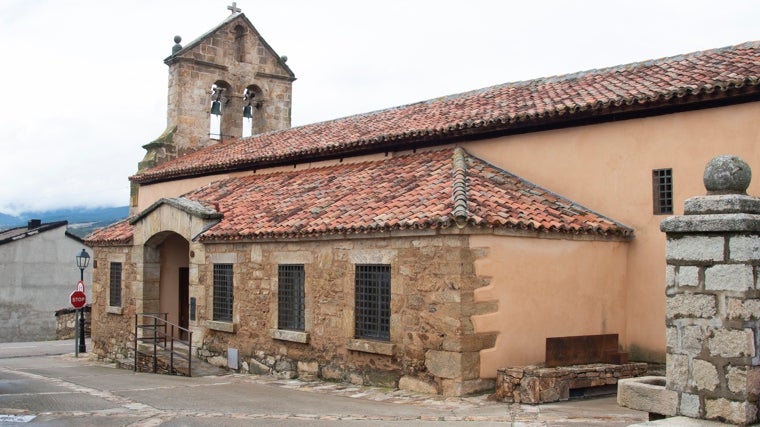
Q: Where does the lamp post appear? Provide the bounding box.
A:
[75,249,90,353]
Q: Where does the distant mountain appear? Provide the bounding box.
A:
[0,206,130,238]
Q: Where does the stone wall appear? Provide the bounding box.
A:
[661,155,760,425]
[495,363,647,404]
[161,14,293,160]
[54,305,91,340]
[90,245,138,363]
[193,235,496,396]
[90,233,498,396]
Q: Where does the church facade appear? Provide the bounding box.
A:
[86,9,760,395]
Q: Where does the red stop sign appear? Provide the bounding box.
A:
[70,290,86,309]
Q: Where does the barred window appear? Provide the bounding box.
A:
[213,264,234,322]
[109,262,122,307]
[653,168,673,214]
[354,264,391,341]
[278,265,305,331]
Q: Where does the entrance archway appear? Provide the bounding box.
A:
[143,231,190,332]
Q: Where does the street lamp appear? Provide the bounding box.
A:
[75,249,90,353]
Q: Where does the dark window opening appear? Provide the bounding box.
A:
[354,264,390,341]
[213,263,233,322]
[278,264,305,331]
[653,168,673,214]
[109,262,122,307]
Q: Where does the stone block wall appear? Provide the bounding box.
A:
[54,305,91,340]
[89,245,139,364]
[494,363,647,404]
[90,233,498,396]
[663,233,760,424]
[162,14,293,161]
[661,155,760,425]
[194,234,496,396]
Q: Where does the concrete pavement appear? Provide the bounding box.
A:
[0,341,649,426]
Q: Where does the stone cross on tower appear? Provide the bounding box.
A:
[227,2,241,15]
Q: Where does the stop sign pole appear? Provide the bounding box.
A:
[70,281,87,357]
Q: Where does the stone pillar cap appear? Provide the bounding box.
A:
[661,155,760,233]
[684,155,759,215]
[703,155,751,195]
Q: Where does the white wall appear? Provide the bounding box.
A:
[0,227,92,342]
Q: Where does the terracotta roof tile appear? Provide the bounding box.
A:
[90,149,632,244]
[132,41,760,185]
[85,218,134,246]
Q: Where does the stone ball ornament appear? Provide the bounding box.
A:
[703,155,751,195]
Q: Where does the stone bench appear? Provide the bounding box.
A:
[494,362,648,404]
[492,334,646,404]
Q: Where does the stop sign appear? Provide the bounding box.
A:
[70,290,86,309]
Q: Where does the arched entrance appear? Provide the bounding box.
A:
[143,231,190,333]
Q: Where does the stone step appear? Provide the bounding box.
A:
[119,345,227,377]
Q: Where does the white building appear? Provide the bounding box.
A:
[0,220,92,342]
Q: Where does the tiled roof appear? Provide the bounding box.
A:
[85,218,133,246]
[132,41,760,185]
[90,149,632,244]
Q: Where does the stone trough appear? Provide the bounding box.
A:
[617,376,678,419]
[494,362,648,404]
[493,334,647,404]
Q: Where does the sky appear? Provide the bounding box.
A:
[0,0,759,215]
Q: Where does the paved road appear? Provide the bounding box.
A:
[0,341,649,426]
[0,339,89,359]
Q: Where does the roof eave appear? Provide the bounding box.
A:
[130,85,760,186]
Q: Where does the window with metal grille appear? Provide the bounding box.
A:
[653,168,673,214]
[109,262,122,307]
[354,264,391,341]
[213,264,234,322]
[278,264,305,331]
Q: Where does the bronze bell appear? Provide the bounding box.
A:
[243,105,253,118]
[210,100,222,115]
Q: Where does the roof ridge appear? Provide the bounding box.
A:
[450,147,469,228]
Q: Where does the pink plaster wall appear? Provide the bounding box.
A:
[159,233,189,327]
[472,235,629,377]
[466,102,760,362]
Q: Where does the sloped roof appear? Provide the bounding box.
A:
[85,218,133,246]
[88,148,632,245]
[132,41,760,185]
[0,221,78,246]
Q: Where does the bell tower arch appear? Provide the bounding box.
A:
[137,7,296,172]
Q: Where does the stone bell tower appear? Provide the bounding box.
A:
[137,3,296,173]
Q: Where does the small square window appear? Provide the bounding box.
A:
[653,169,673,215]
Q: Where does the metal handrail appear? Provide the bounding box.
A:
[134,313,193,376]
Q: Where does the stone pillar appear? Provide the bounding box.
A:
[661,155,760,425]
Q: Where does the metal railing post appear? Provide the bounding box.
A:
[152,316,158,373]
[170,324,175,374]
[133,313,193,377]
[134,314,138,372]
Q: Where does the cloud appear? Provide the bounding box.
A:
[2,0,759,214]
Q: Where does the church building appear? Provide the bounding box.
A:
[86,6,760,396]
